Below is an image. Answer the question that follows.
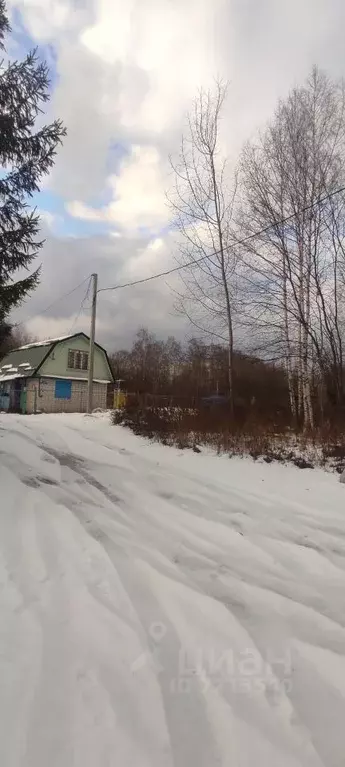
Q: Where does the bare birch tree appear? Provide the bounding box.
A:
[240,68,345,428]
[168,82,238,413]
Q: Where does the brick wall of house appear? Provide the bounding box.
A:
[26,378,108,414]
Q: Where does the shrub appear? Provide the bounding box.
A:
[111,403,345,471]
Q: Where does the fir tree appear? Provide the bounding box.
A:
[0,0,66,346]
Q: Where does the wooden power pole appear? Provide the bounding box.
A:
[87,272,98,413]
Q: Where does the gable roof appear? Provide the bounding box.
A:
[15,334,72,351]
[0,332,114,383]
[0,343,55,381]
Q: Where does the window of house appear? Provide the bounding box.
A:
[67,349,89,370]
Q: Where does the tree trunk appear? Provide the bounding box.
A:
[210,152,235,415]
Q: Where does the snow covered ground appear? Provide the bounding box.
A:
[1,412,345,767]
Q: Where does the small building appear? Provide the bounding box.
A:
[0,333,114,414]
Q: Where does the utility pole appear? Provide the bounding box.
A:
[87,273,98,413]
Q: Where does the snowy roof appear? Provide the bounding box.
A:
[0,343,54,381]
[0,332,114,383]
[0,334,88,381]
[16,335,72,351]
[0,373,28,382]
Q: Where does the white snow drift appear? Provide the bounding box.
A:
[0,412,345,767]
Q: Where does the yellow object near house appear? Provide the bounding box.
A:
[114,390,127,409]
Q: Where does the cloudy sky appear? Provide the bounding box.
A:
[7,0,345,352]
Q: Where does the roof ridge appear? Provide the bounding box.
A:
[15,333,80,351]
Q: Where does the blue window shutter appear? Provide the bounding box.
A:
[55,379,72,399]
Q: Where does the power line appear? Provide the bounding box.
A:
[98,185,345,294]
[12,185,345,332]
[14,275,92,329]
[98,261,194,293]
[67,276,92,335]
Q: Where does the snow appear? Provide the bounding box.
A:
[0,411,345,767]
[0,372,27,381]
[0,363,33,381]
[16,335,72,350]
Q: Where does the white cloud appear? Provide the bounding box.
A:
[147,238,164,252]
[66,145,169,234]
[7,0,78,41]
[123,236,167,281]
[12,232,184,348]
[80,0,218,132]
[25,314,79,340]
[7,0,345,348]
[65,200,97,222]
[81,0,133,66]
[38,209,60,232]
[9,0,222,204]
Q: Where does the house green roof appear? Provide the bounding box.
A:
[0,332,114,383]
[0,341,55,381]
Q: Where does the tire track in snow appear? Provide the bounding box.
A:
[38,449,328,766]
[36,448,223,767]
[2,413,345,766]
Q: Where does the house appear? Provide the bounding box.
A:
[0,333,114,414]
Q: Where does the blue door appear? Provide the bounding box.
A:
[55,380,72,399]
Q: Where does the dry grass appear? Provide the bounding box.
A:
[112,404,345,472]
